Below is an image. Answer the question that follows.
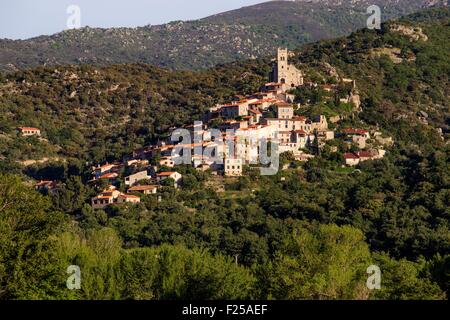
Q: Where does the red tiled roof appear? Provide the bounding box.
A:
[97,195,113,200]
[237,99,256,104]
[129,185,158,191]
[275,102,293,107]
[96,163,116,171]
[100,173,118,179]
[342,128,368,135]
[35,180,53,186]
[344,153,359,159]
[18,127,40,131]
[119,194,141,199]
[357,151,377,158]
[250,98,276,105]
[248,109,261,115]
[157,172,177,177]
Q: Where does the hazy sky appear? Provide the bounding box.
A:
[0,0,269,40]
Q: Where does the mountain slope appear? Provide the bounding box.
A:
[0,0,447,72]
[0,7,449,301]
[291,7,450,142]
[0,7,448,166]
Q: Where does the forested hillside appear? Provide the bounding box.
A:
[0,8,448,166]
[0,8,449,300]
[292,7,450,142]
[0,0,446,72]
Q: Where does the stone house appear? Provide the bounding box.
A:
[128,185,158,195]
[275,103,294,119]
[224,158,243,177]
[125,170,150,186]
[17,127,41,136]
[220,103,249,119]
[160,157,175,168]
[117,194,141,205]
[156,171,182,187]
[91,186,122,209]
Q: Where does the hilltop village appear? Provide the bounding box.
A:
[2,5,448,302]
[29,48,393,209]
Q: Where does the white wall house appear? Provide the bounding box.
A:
[224,158,243,177]
[156,172,182,187]
[125,170,150,186]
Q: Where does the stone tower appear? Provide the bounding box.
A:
[269,48,304,88]
[277,48,289,82]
